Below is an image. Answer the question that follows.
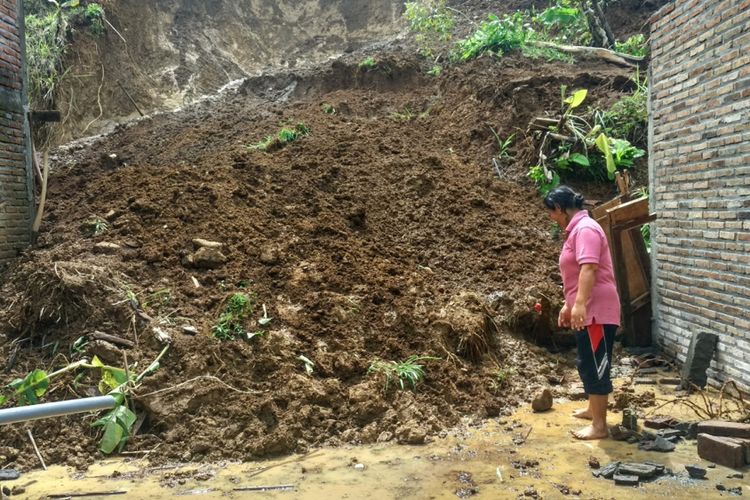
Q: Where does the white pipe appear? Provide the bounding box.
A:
[0,396,117,425]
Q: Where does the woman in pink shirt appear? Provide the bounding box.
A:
[544,186,621,440]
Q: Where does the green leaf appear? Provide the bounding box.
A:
[92,404,136,454]
[9,369,49,405]
[91,355,104,368]
[0,395,6,405]
[564,89,587,109]
[568,153,590,167]
[61,0,80,8]
[595,133,616,180]
[99,366,128,394]
[538,7,579,25]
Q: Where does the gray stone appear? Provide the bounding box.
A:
[593,461,620,479]
[531,388,553,412]
[613,474,639,486]
[619,463,658,479]
[680,332,718,389]
[0,469,20,481]
[685,464,707,479]
[643,461,666,475]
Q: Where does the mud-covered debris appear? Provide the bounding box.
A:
[685,464,707,479]
[522,486,539,498]
[395,422,427,445]
[181,325,198,335]
[93,242,122,254]
[185,246,227,269]
[588,456,600,469]
[675,421,698,439]
[638,436,675,452]
[192,239,223,249]
[531,389,552,412]
[644,415,677,429]
[716,484,743,495]
[259,245,281,265]
[727,473,744,479]
[622,408,638,430]
[89,339,124,364]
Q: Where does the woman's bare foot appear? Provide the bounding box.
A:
[572,408,593,420]
[570,425,608,440]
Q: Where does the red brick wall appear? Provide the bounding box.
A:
[0,0,32,263]
[649,0,750,390]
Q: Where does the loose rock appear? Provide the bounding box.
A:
[0,469,20,481]
[531,388,553,412]
[685,465,707,479]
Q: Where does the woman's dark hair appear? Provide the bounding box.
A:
[543,185,584,211]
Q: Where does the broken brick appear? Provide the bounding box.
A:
[613,474,639,486]
[697,434,745,469]
[644,416,677,429]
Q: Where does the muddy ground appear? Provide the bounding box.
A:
[1,0,664,471]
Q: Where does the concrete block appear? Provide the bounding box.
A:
[697,433,745,468]
[613,474,639,486]
[680,332,718,389]
[697,421,750,439]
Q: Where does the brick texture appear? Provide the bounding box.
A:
[649,0,750,392]
[0,0,32,263]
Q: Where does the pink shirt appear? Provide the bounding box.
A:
[560,211,621,326]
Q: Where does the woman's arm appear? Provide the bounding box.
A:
[571,263,598,329]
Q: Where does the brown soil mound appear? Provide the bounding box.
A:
[0,51,633,469]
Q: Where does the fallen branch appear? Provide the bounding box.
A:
[81,59,105,136]
[135,375,262,399]
[48,492,126,498]
[530,41,644,68]
[233,485,295,492]
[27,429,47,470]
[31,151,49,242]
[92,331,135,348]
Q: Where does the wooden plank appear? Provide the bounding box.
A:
[607,196,650,225]
[591,197,622,218]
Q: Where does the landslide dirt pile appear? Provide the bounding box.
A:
[0,51,635,468]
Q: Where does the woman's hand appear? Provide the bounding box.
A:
[571,302,586,330]
[558,303,571,328]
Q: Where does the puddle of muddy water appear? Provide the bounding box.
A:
[4,376,748,499]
